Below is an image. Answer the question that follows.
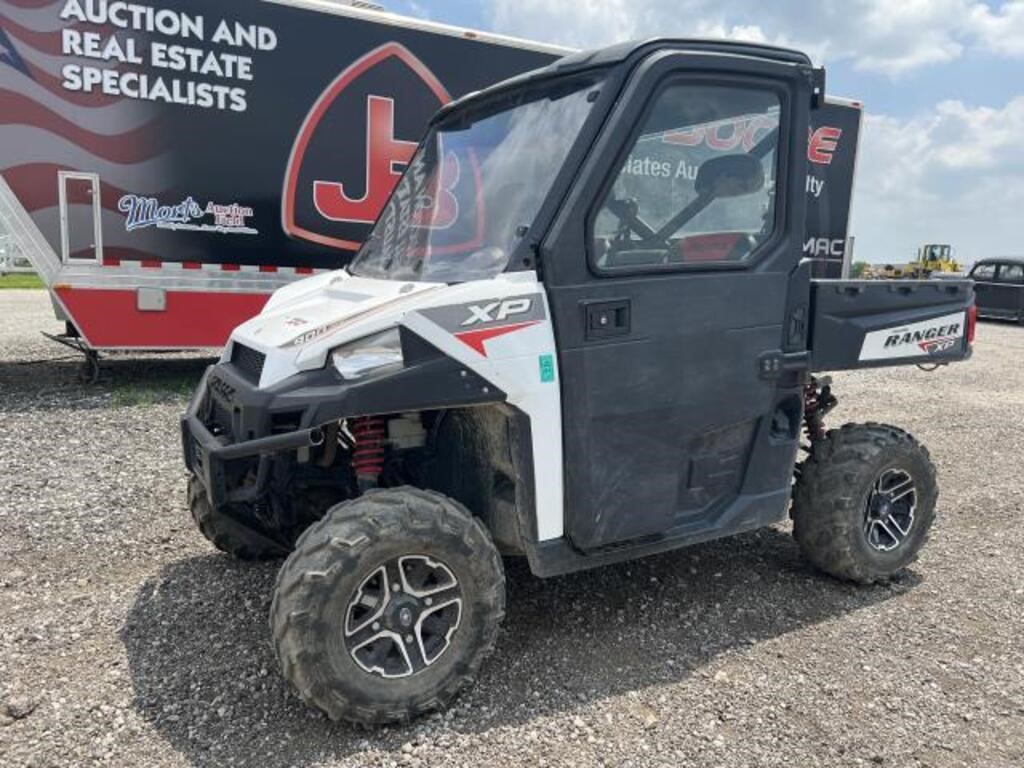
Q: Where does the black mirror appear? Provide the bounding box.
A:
[695,154,765,198]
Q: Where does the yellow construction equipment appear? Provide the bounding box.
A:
[864,244,962,279]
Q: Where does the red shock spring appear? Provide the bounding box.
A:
[351,416,387,484]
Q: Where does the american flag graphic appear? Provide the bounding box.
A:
[0,0,170,263]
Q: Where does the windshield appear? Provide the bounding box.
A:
[349,76,602,283]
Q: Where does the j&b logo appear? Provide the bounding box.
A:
[282,43,451,251]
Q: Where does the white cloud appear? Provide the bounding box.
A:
[486,0,1024,263]
[491,0,640,50]
[852,95,1024,263]
[491,0,1024,75]
[688,21,771,45]
[487,0,1024,263]
[968,1,1024,55]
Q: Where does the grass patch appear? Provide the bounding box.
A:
[84,354,213,407]
[0,273,45,289]
[109,375,198,407]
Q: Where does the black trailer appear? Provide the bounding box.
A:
[0,0,562,349]
[1,1,860,358]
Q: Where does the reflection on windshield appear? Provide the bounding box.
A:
[349,77,601,283]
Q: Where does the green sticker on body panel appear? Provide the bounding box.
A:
[539,353,556,383]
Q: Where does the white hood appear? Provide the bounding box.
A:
[230,270,450,386]
[223,268,566,544]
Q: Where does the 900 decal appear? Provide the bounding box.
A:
[859,312,965,361]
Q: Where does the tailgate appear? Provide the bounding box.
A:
[809,279,974,371]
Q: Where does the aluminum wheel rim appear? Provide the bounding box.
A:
[863,468,916,552]
[343,555,463,679]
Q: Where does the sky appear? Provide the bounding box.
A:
[388,0,1024,266]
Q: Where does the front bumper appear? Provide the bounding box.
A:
[181,364,328,509]
[181,336,505,509]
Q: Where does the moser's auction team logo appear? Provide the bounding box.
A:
[282,42,452,251]
[118,194,258,235]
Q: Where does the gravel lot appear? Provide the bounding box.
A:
[1,288,1022,768]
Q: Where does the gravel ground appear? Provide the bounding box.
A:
[1,288,1022,768]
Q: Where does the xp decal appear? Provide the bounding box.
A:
[418,295,545,356]
[461,298,534,326]
[858,312,966,362]
[282,43,452,251]
[918,337,958,355]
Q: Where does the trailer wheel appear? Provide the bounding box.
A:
[187,475,288,560]
[791,423,938,584]
[270,486,505,725]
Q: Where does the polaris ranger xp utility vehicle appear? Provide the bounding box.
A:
[182,39,976,724]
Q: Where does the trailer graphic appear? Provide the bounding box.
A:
[0,0,860,360]
[283,41,456,249]
[0,0,561,355]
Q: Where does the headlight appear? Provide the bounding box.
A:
[330,328,403,379]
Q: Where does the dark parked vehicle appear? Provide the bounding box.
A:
[970,258,1024,323]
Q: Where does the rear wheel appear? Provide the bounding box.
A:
[270,486,505,724]
[791,423,938,584]
[187,475,288,560]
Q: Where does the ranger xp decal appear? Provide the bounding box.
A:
[858,312,965,361]
[418,295,545,356]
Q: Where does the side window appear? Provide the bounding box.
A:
[997,263,1024,283]
[593,83,781,270]
[971,263,997,281]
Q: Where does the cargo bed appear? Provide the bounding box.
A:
[809,279,975,371]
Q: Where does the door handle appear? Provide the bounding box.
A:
[583,299,630,340]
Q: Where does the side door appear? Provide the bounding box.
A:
[542,52,813,551]
[970,262,999,317]
[58,171,103,264]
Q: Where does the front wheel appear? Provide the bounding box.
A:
[791,423,938,584]
[270,487,505,724]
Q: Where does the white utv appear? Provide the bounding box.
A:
[182,39,976,724]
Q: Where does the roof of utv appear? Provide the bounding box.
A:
[437,38,813,120]
[550,37,812,73]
